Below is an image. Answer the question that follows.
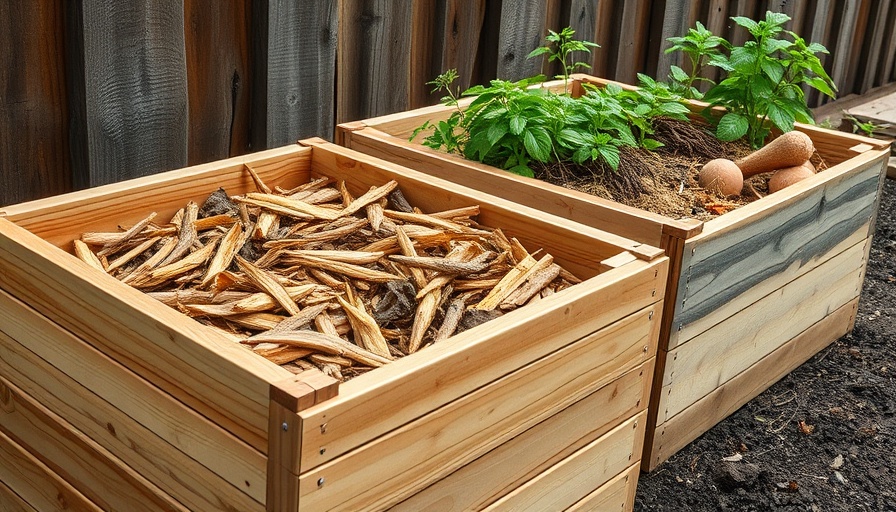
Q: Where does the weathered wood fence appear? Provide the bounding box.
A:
[2,0,894,206]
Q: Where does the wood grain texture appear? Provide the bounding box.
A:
[654,0,695,81]
[337,0,412,123]
[672,154,884,329]
[0,429,99,512]
[0,1,71,206]
[859,0,891,92]
[184,0,253,164]
[254,0,337,146]
[482,411,646,511]
[70,0,188,188]
[646,297,859,470]
[496,0,552,80]
[0,479,38,512]
[0,376,185,511]
[296,308,657,510]
[615,0,652,84]
[0,218,284,452]
[566,462,639,511]
[0,286,266,504]
[391,359,652,512]
[439,0,487,93]
[660,240,866,423]
[0,289,264,511]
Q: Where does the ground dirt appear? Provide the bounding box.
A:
[634,178,896,511]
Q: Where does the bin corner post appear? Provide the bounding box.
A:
[266,370,339,512]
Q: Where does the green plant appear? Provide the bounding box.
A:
[664,21,728,99]
[842,113,891,137]
[675,12,837,148]
[527,27,599,91]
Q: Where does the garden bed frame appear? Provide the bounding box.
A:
[336,74,892,471]
[0,140,667,510]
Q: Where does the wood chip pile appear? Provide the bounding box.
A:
[74,171,581,381]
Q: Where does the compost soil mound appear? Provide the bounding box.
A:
[534,118,828,221]
[635,178,896,511]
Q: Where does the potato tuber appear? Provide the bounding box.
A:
[768,163,815,193]
[735,131,815,178]
[699,158,744,196]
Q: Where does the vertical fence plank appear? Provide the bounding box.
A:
[254,0,337,147]
[727,0,759,47]
[496,0,553,80]
[806,0,837,106]
[68,0,188,188]
[337,0,413,124]
[0,1,71,206]
[441,0,487,91]
[184,0,252,165]
[859,0,890,92]
[829,0,868,98]
[880,7,896,86]
[615,0,653,84]
[655,0,699,82]
[566,0,612,77]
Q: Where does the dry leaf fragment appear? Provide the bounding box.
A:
[798,420,815,435]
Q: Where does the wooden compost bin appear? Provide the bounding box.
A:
[336,74,893,471]
[0,140,668,511]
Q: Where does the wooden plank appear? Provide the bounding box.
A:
[0,218,287,452]
[68,0,188,188]
[880,6,896,87]
[672,148,885,334]
[0,0,71,206]
[408,0,438,109]
[676,221,868,347]
[0,429,99,512]
[654,0,696,81]
[829,0,866,98]
[184,0,252,164]
[482,411,646,511]
[859,0,890,92]
[340,126,671,248]
[659,239,866,423]
[646,297,859,470]
[496,0,552,80]
[0,376,186,511]
[806,0,836,107]
[439,0,487,92]
[0,479,38,512]
[297,303,660,510]
[0,290,264,511]
[336,0,412,124]
[253,0,337,146]
[615,0,652,84]
[391,359,653,512]
[3,144,311,248]
[727,0,759,48]
[565,462,639,512]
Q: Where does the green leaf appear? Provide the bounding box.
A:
[731,16,760,33]
[807,42,829,54]
[729,46,759,73]
[597,145,620,170]
[760,59,786,83]
[716,112,749,141]
[670,65,690,82]
[509,115,527,135]
[641,138,665,151]
[767,102,796,133]
[527,46,552,58]
[507,164,535,178]
[765,11,792,27]
[804,76,836,98]
[487,122,509,146]
[523,129,551,162]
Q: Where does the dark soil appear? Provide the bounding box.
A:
[635,178,896,511]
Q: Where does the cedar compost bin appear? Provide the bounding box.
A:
[0,139,667,510]
[336,74,892,471]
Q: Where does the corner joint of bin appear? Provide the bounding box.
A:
[271,369,339,413]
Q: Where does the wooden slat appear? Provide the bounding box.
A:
[0,479,38,512]
[615,0,652,84]
[391,359,653,512]
[253,0,337,146]
[496,0,554,80]
[67,0,188,188]
[0,376,186,511]
[0,289,264,511]
[660,239,866,423]
[858,0,890,92]
[829,0,867,99]
[439,0,487,92]
[296,307,658,510]
[184,0,253,164]
[671,148,885,334]
[0,429,99,512]
[654,0,696,81]
[3,144,311,248]
[0,0,71,207]
[0,218,286,452]
[565,462,639,512]
[336,0,412,124]
[408,0,438,109]
[806,0,837,107]
[646,297,859,470]
[295,259,664,475]
[482,411,646,511]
